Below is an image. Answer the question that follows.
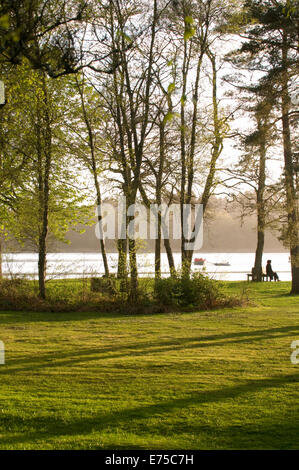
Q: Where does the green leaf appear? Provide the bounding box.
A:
[167,82,175,94]
[116,29,133,43]
[180,94,187,106]
[163,112,174,124]
[163,112,180,125]
[0,14,10,29]
[184,16,194,25]
[184,27,196,41]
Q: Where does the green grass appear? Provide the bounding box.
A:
[0,281,298,450]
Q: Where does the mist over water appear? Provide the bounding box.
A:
[2,252,291,281]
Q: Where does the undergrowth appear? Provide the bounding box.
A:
[0,274,248,313]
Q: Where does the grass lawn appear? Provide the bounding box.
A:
[0,281,298,450]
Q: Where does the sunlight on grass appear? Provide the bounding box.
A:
[0,282,298,449]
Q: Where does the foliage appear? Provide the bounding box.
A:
[0,61,92,250]
[0,276,244,313]
[0,0,88,77]
[154,272,224,309]
[0,0,297,295]
[90,276,117,295]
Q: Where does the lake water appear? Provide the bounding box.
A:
[1,252,291,281]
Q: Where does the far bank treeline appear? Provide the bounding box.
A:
[0,0,298,299]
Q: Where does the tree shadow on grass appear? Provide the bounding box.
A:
[270,292,299,298]
[0,310,140,324]
[2,325,299,374]
[1,372,298,448]
[187,419,299,450]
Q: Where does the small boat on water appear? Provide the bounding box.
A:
[194,257,205,266]
[214,262,230,266]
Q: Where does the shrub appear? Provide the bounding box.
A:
[154,272,223,309]
[90,276,117,295]
[0,278,30,291]
[0,278,42,311]
[0,275,244,313]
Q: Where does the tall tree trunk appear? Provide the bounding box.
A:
[38,74,51,300]
[281,32,299,294]
[0,238,2,279]
[128,237,138,300]
[254,120,267,282]
[38,217,48,299]
[94,174,109,277]
[183,51,205,278]
[155,123,165,281]
[127,189,138,301]
[254,225,265,282]
[155,224,161,280]
[163,237,176,276]
[38,166,50,300]
[180,40,189,276]
[117,238,128,288]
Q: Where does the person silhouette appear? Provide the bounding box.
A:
[266,260,279,281]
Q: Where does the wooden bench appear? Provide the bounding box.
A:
[247,273,269,282]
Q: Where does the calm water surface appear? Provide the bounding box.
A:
[2,252,291,281]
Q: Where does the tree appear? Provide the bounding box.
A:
[228,0,299,293]
[221,72,278,281]
[0,62,90,297]
[90,0,159,299]
[0,63,32,278]
[160,0,235,277]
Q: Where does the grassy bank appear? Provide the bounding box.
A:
[0,281,298,449]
